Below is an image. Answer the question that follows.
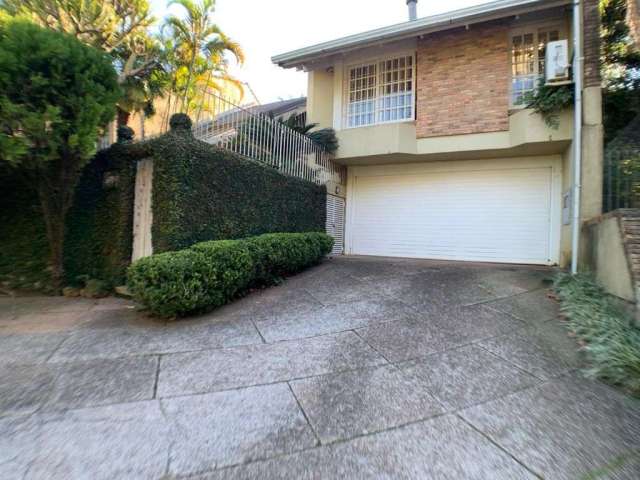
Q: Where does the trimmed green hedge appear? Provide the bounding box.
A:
[0,115,327,294]
[0,167,51,292]
[0,145,135,293]
[148,128,327,252]
[64,142,136,288]
[127,232,334,318]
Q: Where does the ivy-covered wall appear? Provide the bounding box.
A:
[149,127,327,252]
[64,143,136,287]
[0,119,327,293]
[0,143,136,292]
[0,168,51,292]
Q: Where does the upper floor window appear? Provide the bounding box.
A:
[511,26,563,106]
[345,55,414,128]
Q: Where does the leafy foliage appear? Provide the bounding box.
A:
[160,0,244,122]
[0,0,161,124]
[64,142,137,288]
[601,0,640,86]
[524,78,574,128]
[148,121,327,253]
[279,115,339,154]
[554,272,640,396]
[0,166,51,292]
[600,0,640,143]
[0,20,121,290]
[0,137,136,292]
[127,232,334,318]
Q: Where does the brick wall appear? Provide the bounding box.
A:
[416,23,510,138]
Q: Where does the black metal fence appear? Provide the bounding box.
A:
[604,149,640,212]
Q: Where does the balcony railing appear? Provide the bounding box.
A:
[99,91,346,187]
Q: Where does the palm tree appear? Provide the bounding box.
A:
[280,115,339,154]
[163,0,244,113]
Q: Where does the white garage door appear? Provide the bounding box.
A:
[348,163,556,264]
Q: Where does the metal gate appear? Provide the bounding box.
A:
[326,194,345,255]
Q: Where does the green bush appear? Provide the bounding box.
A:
[149,127,327,253]
[127,232,334,318]
[554,272,640,396]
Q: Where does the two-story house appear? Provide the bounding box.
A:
[273,0,603,268]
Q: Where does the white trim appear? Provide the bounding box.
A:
[342,52,416,130]
[345,156,562,265]
[509,21,568,106]
[272,0,571,68]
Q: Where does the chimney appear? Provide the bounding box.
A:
[407,0,418,21]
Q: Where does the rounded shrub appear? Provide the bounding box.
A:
[169,113,193,131]
[127,232,334,318]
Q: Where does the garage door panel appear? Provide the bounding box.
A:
[349,166,553,264]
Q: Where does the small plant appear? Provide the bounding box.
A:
[554,272,640,397]
[127,232,334,318]
[524,78,574,129]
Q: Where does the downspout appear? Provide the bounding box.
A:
[571,0,583,274]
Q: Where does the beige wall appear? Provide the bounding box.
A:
[586,214,635,302]
[307,69,334,129]
[416,22,510,138]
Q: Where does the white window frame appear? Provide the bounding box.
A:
[343,53,416,129]
[509,22,567,108]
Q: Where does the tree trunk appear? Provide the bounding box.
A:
[36,157,79,294]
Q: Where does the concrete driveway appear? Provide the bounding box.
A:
[1,257,639,479]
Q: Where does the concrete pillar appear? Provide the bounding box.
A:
[132,158,154,261]
[581,86,604,221]
[577,0,604,267]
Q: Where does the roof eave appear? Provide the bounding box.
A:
[271,0,571,69]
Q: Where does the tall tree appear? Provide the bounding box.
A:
[600,0,640,142]
[0,0,160,125]
[0,20,121,290]
[163,0,244,115]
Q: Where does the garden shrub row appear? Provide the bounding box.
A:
[127,232,334,318]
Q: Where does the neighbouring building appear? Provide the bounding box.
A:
[272,0,603,267]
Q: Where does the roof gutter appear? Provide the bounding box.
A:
[272,0,571,68]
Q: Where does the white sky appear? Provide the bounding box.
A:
[149,0,490,103]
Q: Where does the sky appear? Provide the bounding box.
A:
[150,0,490,104]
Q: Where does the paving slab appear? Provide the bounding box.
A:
[484,289,559,324]
[460,374,640,479]
[398,344,540,410]
[157,331,386,397]
[0,311,89,334]
[355,316,464,362]
[478,320,582,380]
[49,317,262,362]
[330,257,435,280]
[0,400,170,480]
[197,414,537,479]
[0,364,56,416]
[255,297,414,342]
[430,304,525,344]
[476,267,551,298]
[289,364,443,443]
[163,383,317,476]
[0,332,68,366]
[44,356,158,411]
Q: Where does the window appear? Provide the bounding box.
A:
[511,27,561,106]
[345,55,414,128]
